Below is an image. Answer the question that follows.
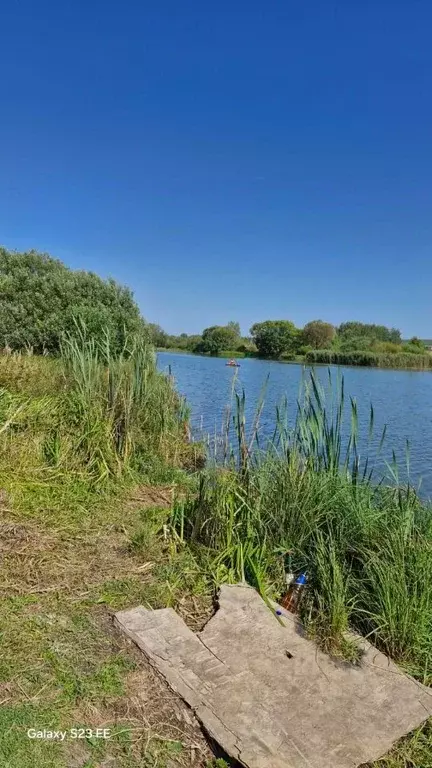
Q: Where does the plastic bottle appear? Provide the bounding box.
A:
[285,570,295,588]
[280,572,307,613]
[283,551,294,590]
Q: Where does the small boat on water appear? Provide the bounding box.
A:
[226,359,240,367]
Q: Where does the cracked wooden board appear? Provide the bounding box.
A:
[114,584,432,768]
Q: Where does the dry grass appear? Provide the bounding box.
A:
[0,482,214,768]
[0,353,67,397]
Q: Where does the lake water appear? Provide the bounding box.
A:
[157,351,432,499]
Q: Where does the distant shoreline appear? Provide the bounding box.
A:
[157,348,432,373]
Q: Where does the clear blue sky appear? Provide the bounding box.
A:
[1,1,431,336]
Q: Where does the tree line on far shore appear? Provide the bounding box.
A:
[148,319,429,361]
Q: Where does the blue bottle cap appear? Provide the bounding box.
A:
[295,572,307,585]
[276,609,282,615]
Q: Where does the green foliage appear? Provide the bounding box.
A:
[0,332,191,486]
[196,324,240,355]
[250,320,298,358]
[403,344,428,355]
[0,704,64,767]
[301,320,335,349]
[409,336,426,349]
[372,341,404,354]
[227,320,241,337]
[60,327,190,481]
[163,333,203,352]
[171,371,432,684]
[403,338,427,355]
[334,332,422,360]
[0,247,143,354]
[338,321,401,344]
[305,350,432,369]
[296,344,314,356]
[371,721,432,767]
[336,335,373,353]
[145,315,427,370]
[145,323,169,347]
[217,349,246,358]
[237,339,257,355]
[309,530,355,658]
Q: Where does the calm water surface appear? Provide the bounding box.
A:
[157,352,432,499]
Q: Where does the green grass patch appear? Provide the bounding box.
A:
[0,704,66,768]
[0,350,430,766]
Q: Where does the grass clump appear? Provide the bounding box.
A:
[305,348,432,369]
[170,371,432,683]
[60,326,193,481]
[365,720,432,767]
[0,328,199,489]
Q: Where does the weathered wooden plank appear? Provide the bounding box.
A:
[115,584,432,768]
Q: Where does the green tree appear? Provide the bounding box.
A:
[227,320,241,338]
[197,324,239,355]
[184,334,203,351]
[165,333,202,351]
[337,322,401,344]
[408,336,425,350]
[301,320,335,349]
[0,247,143,353]
[250,320,298,358]
[145,323,168,347]
[338,335,373,353]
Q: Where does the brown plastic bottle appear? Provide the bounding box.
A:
[280,572,307,613]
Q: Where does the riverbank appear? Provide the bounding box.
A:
[158,347,432,372]
[0,346,431,767]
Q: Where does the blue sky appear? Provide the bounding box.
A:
[1,1,431,336]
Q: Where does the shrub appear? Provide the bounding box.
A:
[371,341,403,354]
[301,320,336,349]
[250,320,299,358]
[403,343,428,355]
[196,325,239,356]
[0,247,143,354]
[337,322,401,344]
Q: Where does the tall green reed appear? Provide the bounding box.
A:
[60,324,186,481]
[171,370,432,678]
[305,349,432,369]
